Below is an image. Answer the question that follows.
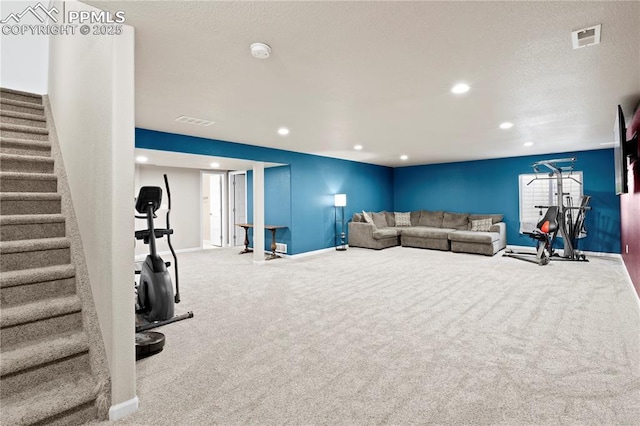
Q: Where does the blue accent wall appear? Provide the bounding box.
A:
[136,128,394,255]
[246,166,292,253]
[393,149,621,253]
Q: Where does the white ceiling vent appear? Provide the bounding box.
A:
[174,115,215,126]
[572,24,601,49]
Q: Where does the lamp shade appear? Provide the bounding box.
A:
[334,194,347,207]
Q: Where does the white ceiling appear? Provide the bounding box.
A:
[134,148,283,171]
[87,1,640,167]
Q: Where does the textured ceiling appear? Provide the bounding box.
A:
[86,1,640,167]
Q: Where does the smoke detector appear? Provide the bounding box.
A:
[572,24,601,49]
[250,42,271,59]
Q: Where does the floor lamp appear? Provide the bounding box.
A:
[334,194,347,251]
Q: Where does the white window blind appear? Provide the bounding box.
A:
[518,172,583,234]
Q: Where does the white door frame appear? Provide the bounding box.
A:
[200,170,228,249]
[228,171,247,247]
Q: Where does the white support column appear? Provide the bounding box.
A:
[253,162,265,264]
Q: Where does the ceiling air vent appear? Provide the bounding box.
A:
[572,24,601,49]
[174,115,215,126]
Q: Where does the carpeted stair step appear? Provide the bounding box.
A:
[0,237,71,272]
[1,370,97,426]
[1,350,91,400]
[1,330,89,373]
[0,295,83,347]
[0,192,61,215]
[1,110,47,128]
[0,332,94,419]
[0,123,49,141]
[0,264,76,306]
[0,213,65,241]
[0,172,58,193]
[0,88,43,105]
[0,153,54,174]
[0,98,45,116]
[0,137,51,156]
[1,371,97,426]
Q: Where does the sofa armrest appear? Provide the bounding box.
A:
[347,221,376,247]
[490,222,507,249]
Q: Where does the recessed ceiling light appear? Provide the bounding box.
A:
[354,145,363,150]
[499,122,514,129]
[135,156,148,163]
[277,127,290,136]
[400,155,408,161]
[210,162,220,168]
[451,83,470,94]
[523,142,534,147]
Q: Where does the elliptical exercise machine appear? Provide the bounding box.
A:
[134,174,193,359]
[503,158,592,266]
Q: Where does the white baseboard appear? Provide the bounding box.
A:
[135,247,202,261]
[286,246,349,259]
[109,396,139,421]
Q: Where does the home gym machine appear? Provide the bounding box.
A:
[135,174,193,359]
[503,158,591,266]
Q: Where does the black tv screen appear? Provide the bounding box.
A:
[614,105,627,195]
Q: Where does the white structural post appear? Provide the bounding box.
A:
[253,162,265,264]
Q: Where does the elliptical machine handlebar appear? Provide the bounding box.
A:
[163,174,181,304]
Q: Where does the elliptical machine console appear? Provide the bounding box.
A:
[134,174,193,359]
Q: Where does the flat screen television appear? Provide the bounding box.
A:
[615,103,640,195]
[614,105,627,195]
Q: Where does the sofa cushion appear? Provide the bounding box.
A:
[395,212,411,227]
[373,228,399,240]
[402,226,454,240]
[410,211,422,226]
[449,230,499,244]
[384,211,396,227]
[443,212,469,230]
[352,213,364,222]
[371,212,388,229]
[469,214,504,225]
[418,210,444,228]
[362,211,376,229]
[470,218,493,232]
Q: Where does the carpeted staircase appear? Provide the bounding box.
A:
[1,88,108,425]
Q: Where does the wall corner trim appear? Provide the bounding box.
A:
[109,396,139,421]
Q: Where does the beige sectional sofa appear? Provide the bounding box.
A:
[348,210,506,256]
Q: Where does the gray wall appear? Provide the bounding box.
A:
[135,164,203,256]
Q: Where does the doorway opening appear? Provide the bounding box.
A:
[201,172,225,249]
[229,171,247,247]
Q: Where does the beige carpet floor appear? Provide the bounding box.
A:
[104,247,640,425]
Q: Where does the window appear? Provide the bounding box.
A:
[518,172,583,233]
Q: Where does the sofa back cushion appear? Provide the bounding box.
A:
[443,212,469,230]
[383,211,396,227]
[469,214,504,225]
[361,211,376,230]
[394,212,411,227]
[352,212,364,222]
[410,211,422,226]
[418,210,444,228]
[371,212,389,229]
[470,218,493,232]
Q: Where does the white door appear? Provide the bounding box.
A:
[210,174,223,247]
[230,173,246,247]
